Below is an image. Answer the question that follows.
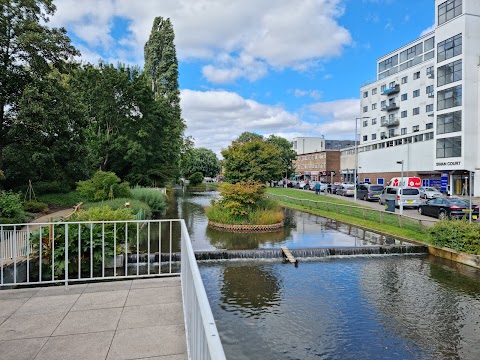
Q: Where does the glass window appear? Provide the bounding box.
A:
[372,88,377,95]
[363,106,368,113]
[401,127,407,135]
[425,132,434,140]
[413,125,419,132]
[372,118,377,125]
[413,90,420,98]
[438,0,463,25]
[401,76,408,84]
[413,107,420,115]
[424,51,435,61]
[437,85,462,110]
[363,135,368,141]
[414,71,420,79]
[378,54,399,73]
[372,103,377,110]
[437,110,462,134]
[437,59,462,86]
[381,84,386,92]
[363,120,368,127]
[426,122,433,129]
[426,104,434,112]
[426,66,434,77]
[363,91,368,98]
[401,110,407,118]
[381,100,386,107]
[437,33,462,63]
[424,37,435,51]
[426,85,434,94]
[372,134,377,140]
[436,136,461,158]
[401,93,408,101]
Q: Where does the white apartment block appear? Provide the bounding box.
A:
[353,0,480,195]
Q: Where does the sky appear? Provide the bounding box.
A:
[49,0,435,156]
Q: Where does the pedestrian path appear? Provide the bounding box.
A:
[0,277,187,360]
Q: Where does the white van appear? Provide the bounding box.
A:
[379,186,421,208]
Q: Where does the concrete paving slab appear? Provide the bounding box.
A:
[71,290,129,311]
[35,283,87,297]
[136,355,188,360]
[12,293,80,316]
[84,280,132,293]
[131,276,181,289]
[0,337,49,360]
[125,286,182,307]
[35,331,115,360]
[0,317,7,326]
[117,302,184,330]
[0,288,39,300]
[0,313,66,340]
[0,298,28,317]
[53,307,122,336]
[107,324,186,360]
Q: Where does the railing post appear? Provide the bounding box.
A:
[65,224,69,289]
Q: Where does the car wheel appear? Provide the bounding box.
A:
[418,207,423,215]
[363,195,367,201]
[438,211,446,220]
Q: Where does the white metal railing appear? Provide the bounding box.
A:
[0,229,29,259]
[181,221,226,360]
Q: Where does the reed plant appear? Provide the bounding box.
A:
[130,186,166,213]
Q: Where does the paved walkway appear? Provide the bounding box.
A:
[0,277,187,360]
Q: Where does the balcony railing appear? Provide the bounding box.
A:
[381,118,400,127]
[382,84,400,95]
[381,103,400,112]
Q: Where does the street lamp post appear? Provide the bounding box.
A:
[397,160,404,215]
[354,116,370,203]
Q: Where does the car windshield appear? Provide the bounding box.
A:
[402,188,419,195]
[346,186,355,190]
[370,186,383,191]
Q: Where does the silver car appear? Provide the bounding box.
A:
[419,186,442,199]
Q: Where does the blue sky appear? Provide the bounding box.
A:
[50,0,435,155]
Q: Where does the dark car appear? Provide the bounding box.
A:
[357,184,384,201]
[328,184,341,194]
[418,197,479,220]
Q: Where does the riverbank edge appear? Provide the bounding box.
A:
[276,199,480,270]
[208,220,284,232]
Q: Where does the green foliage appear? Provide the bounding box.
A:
[266,135,297,178]
[82,199,152,220]
[24,201,48,213]
[130,186,166,213]
[222,134,284,184]
[38,192,84,207]
[77,171,131,202]
[427,220,480,255]
[0,191,25,222]
[31,181,74,195]
[189,172,204,186]
[182,147,220,178]
[206,181,283,225]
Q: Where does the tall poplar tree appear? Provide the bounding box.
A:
[144,17,185,182]
[0,0,79,171]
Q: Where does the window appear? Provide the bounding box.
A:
[425,132,434,140]
[437,85,462,110]
[381,84,387,92]
[372,88,377,95]
[438,0,463,26]
[401,110,407,118]
[413,125,419,132]
[400,43,423,63]
[401,127,407,135]
[378,55,399,73]
[372,118,377,125]
[363,91,368,98]
[389,81,395,88]
[401,93,408,101]
[372,103,377,110]
[380,131,386,139]
[437,33,462,63]
[413,71,420,80]
[413,89,420,98]
[381,116,386,123]
[372,134,377,140]
[413,107,420,115]
[436,136,461,158]
[388,129,395,138]
[401,76,408,84]
[363,120,368,127]
[426,122,433,129]
[426,104,434,112]
[363,135,368,141]
[414,134,423,142]
[437,59,462,86]
[426,66,434,77]
[424,37,435,52]
[426,85,434,94]
[437,110,462,134]
[363,106,368,113]
[381,100,386,108]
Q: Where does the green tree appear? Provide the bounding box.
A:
[183,147,220,178]
[234,132,264,145]
[221,136,284,184]
[0,0,79,171]
[266,135,297,178]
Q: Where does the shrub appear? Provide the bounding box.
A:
[32,181,73,195]
[82,198,152,219]
[77,171,131,202]
[427,220,480,255]
[69,206,134,222]
[189,172,204,186]
[24,201,48,213]
[38,192,84,207]
[216,181,266,216]
[130,186,166,213]
[0,190,25,223]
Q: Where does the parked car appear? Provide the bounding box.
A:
[418,197,479,220]
[356,184,384,201]
[418,186,443,199]
[337,185,355,197]
[379,186,421,208]
[287,180,297,188]
[327,184,342,194]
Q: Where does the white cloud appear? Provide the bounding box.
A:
[51,0,352,81]
[307,99,361,138]
[293,89,322,100]
[420,24,435,37]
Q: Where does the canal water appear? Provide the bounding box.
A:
[166,190,480,359]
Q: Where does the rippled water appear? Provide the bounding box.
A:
[200,256,480,360]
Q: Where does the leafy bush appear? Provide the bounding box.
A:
[189,172,204,186]
[69,206,134,222]
[77,171,131,202]
[427,220,480,255]
[38,192,84,207]
[0,190,25,223]
[33,181,73,195]
[82,198,152,219]
[24,201,48,213]
[216,181,266,216]
[130,186,166,213]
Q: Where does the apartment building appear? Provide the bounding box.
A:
[353,0,480,195]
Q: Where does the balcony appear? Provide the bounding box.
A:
[382,84,400,95]
[381,102,400,112]
[381,118,400,127]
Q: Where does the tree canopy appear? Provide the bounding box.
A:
[182,147,220,178]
